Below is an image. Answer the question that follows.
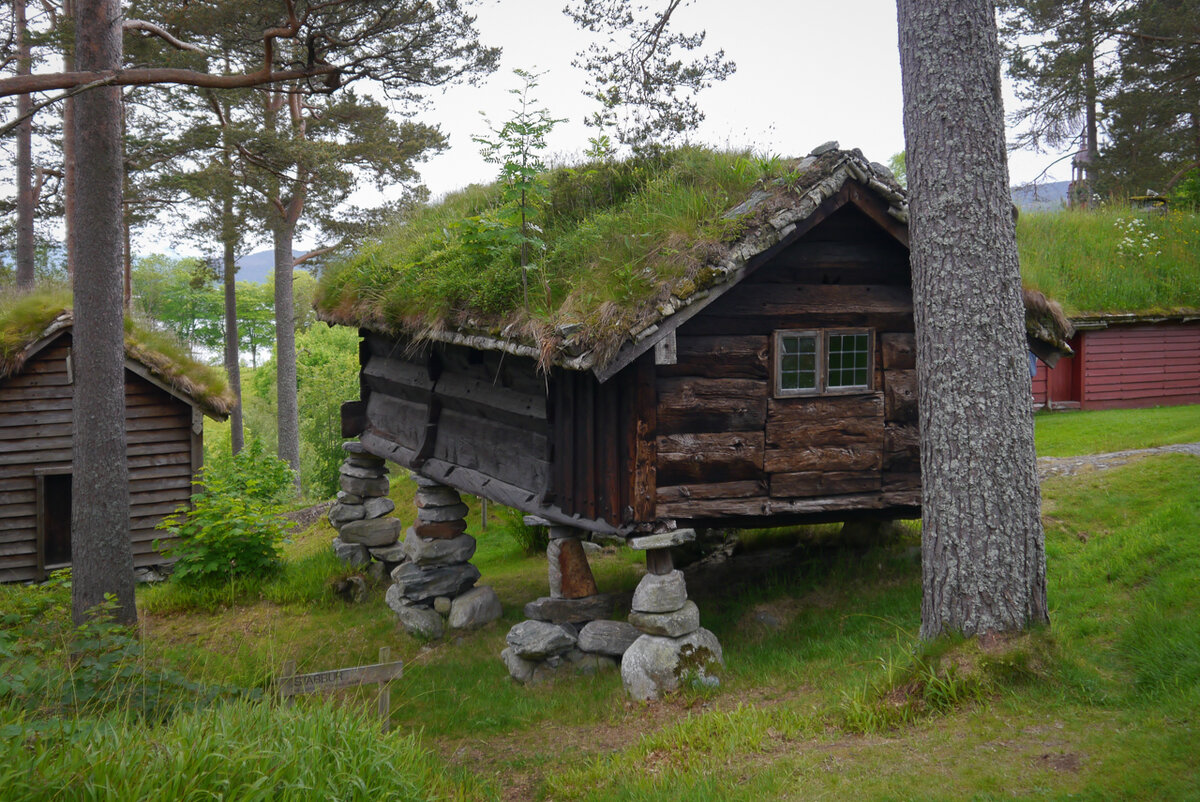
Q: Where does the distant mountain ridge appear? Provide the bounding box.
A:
[1011,180,1070,212]
[234,249,308,284]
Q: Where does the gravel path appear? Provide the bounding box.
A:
[1037,442,1200,480]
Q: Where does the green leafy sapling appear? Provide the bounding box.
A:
[471,68,566,311]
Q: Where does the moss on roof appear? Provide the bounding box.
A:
[317,145,1075,370]
[1017,207,1200,318]
[0,287,236,419]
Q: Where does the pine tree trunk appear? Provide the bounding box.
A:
[222,139,244,454]
[1083,0,1099,184]
[71,0,135,625]
[15,0,34,290]
[273,222,301,489]
[897,0,1049,639]
[62,0,77,281]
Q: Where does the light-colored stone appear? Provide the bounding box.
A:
[448,586,502,630]
[386,587,445,639]
[523,514,551,527]
[362,496,396,520]
[629,600,700,638]
[366,561,389,584]
[339,517,402,547]
[434,596,452,615]
[342,440,369,454]
[578,620,641,657]
[402,528,477,566]
[546,539,563,598]
[390,561,481,602]
[809,140,840,156]
[628,529,696,551]
[620,628,724,701]
[505,620,577,660]
[332,537,370,567]
[340,463,388,480]
[416,486,462,507]
[500,647,537,684]
[571,653,618,675]
[581,541,602,555]
[328,503,365,524]
[523,594,615,624]
[368,542,408,563]
[340,475,390,497]
[417,502,469,523]
[631,570,688,613]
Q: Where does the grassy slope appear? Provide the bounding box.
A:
[4,410,1198,799]
[1017,207,1200,315]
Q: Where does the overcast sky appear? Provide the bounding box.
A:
[412,0,1072,200]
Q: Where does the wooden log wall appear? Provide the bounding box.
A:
[0,335,198,583]
[652,204,922,525]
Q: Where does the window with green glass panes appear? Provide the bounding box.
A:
[778,332,818,393]
[826,332,870,388]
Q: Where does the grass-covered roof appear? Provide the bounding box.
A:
[317,144,1074,371]
[1018,206,1200,320]
[0,287,235,419]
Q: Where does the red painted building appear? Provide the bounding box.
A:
[1033,315,1200,410]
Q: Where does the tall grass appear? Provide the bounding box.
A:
[1018,206,1200,314]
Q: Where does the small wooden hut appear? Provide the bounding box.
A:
[320,144,1073,537]
[0,306,234,582]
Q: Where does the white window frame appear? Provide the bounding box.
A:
[773,328,874,397]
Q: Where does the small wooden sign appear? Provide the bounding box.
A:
[279,647,402,733]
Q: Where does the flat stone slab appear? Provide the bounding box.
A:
[339,517,402,548]
[340,463,388,480]
[631,570,688,614]
[412,474,445,488]
[524,594,615,624]
[578,620,641,657]
[416,486,462,507]
[402,527,477,566]
[523,515,551,527]
[449,586,502,630]
[386,586,445,639]
[505,620,577,660]
[340,475,390,498]
[413,519,468,540]
[548,525,581,540]
[332,537,370,568]
[367,542,408,563]
[629,600,700,638]
[362,496,396,520]
[417,502,470,523]
[620,628,724,701]
[390,561,480,603]
[629,529,696,551]
[336,490,363,504]
[342,441,368,454]
[328,502,365,525]
[345,454,386,469]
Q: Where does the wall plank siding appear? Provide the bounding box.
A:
[0,334,207,582]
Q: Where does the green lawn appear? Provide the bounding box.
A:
[1035,403,1200,457]
[3,423,1198,799]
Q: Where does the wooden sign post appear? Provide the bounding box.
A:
[279,647,403,733]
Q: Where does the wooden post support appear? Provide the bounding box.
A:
[377,646,391,734]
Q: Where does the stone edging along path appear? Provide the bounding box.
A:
[1037,442,1200,480]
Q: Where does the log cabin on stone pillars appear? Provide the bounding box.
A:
[317,143,1073,697]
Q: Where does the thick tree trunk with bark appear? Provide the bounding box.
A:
[15,0,34,290]
[71,0,135,625]
[223,211,244,454]
[273,221,300,486]
[63,0,77,281]
[897,0,1049,639]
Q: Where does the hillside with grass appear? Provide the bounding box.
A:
[1017,207,1200,317]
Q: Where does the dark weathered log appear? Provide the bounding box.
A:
[362,355,434,401]
[434,371,547,424]
[632,356,657,520]
[766,394,884,424]
[883,472,922,492]
[881,333,917,370]
[764,416,884,450]
[656,479,767,503]
[656,377,768,434]
[884,370,918,421]
[657,431,764,485]
[770,471,882,498]
[366,393,425,449]
[341,400,366,438]
[685,312,915,337]
[655,335,770,380]
[883,423,921,471]
[432,409,549,494]
[763,442,882,474]
[657,488,922,520]
[707,283,913,319]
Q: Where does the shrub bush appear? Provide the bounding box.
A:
[157,437,295,586]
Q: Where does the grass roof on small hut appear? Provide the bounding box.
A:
[1017,207,1200,319]
[317,145,1074,370]
[0,287,236,419]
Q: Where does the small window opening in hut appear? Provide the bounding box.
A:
[40,473,72,568]
[775,329,873,396]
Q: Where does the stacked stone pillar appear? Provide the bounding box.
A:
[501,522,638,684]
[330,444,401,581]
[621,529,724,700]
[384,477,500,639]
